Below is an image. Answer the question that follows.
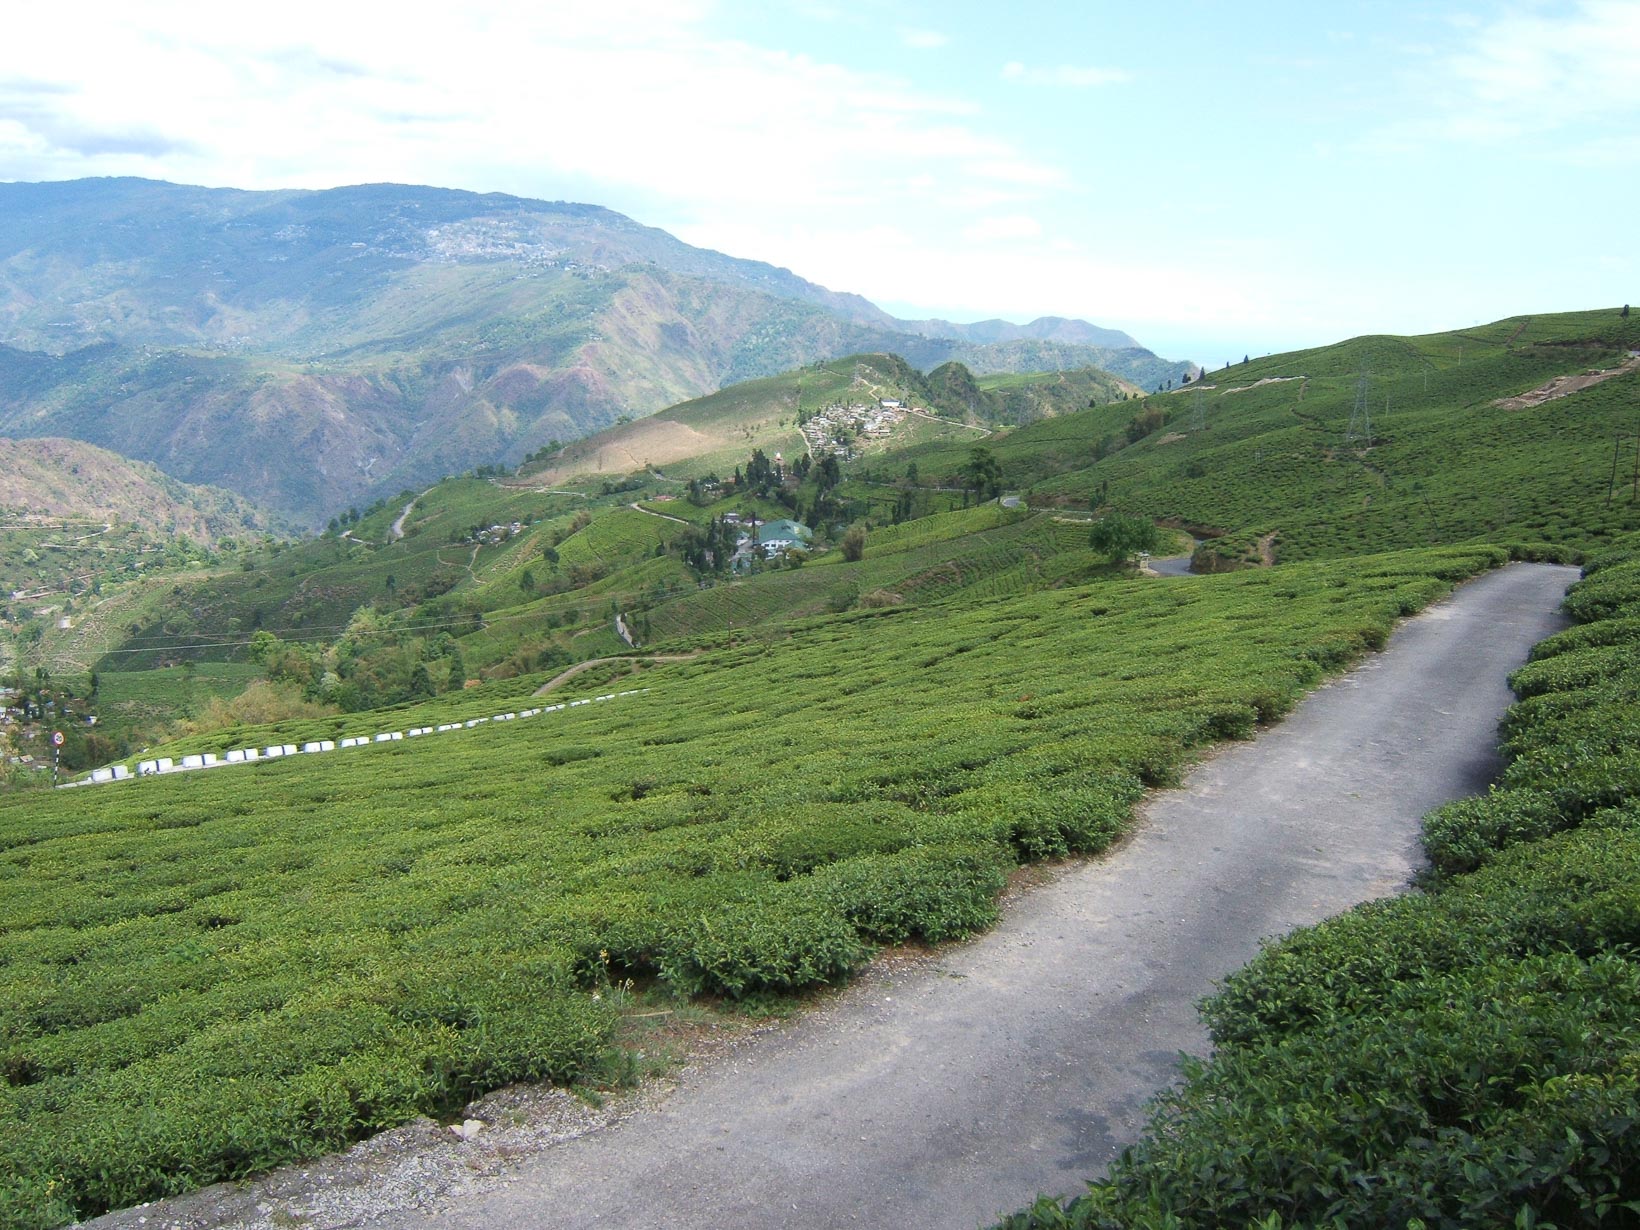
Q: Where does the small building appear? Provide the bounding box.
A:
[731,518,814,571]
[750,518,814,552]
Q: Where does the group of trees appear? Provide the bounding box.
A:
[962,446,1004,502]
[672,517,741,575]
[245,607,479,713]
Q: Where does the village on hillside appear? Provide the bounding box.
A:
[798,397,909,462]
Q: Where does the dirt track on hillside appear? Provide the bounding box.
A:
[1492,352,1640,409]
[84,565,1576,1230]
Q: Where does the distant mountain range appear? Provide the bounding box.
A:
[0,178,1191,524]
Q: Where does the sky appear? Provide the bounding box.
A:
[2,0,1637,362]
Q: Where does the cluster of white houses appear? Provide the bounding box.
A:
[67,689,650,789]
[800,398,907,461]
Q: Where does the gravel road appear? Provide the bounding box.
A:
[85,563,1577,1230]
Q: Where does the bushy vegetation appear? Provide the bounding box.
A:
[908,311,1640,564]
[0,546,1506,1226]
[997,545,1640,1230]
[10,307,1640,1227]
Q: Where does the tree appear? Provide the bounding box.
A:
[816,453,842,493]
[1089,513,1161,567]
[962,445,1003,502]
[840,524,867,562]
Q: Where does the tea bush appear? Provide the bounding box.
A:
[0,546,1506,1225]
[996,548,1640,1229]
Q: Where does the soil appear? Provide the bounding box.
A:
[1491,352,1640,410]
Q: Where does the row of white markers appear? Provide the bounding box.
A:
[68,689,649,788]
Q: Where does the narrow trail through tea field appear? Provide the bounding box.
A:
[532,653,701,695]
[90,564,1577,1230]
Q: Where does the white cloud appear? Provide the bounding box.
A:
[900,28,949,50]
[1454,0,1640,117]
[0,1,1061,215]
[962,215,1043,242]
[1375,0,1640,155]
[1000,61,1131,88]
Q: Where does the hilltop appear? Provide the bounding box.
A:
[526,353,1139,484]
[0,178,1191,524]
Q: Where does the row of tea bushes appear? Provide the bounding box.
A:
[996,546,1640,1229]
[0,546,1510,1227]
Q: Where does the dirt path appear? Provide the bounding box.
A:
[388,489,436,543]
[1492,351,1640,410]
[532,653,701,695]
[901,404,992,436]
[86,564,1577,1230]
[628,501,691,525]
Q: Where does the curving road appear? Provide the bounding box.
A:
[85,564,1577,1230]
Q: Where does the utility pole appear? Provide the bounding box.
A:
[1346,362,1374,447]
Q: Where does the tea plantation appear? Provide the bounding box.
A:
[7,307,1640,1228]
[0,546,1507,1226]
[996,543,1640,1230]
[898,309,1640,564]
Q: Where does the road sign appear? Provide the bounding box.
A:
[52,730,64,747]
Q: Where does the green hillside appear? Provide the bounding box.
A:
[0,544,1508,1226]
[4,305,1639,1228]
[889,308,1640,562]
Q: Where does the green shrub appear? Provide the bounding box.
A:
[809,843,1010,944]
[1527,615,1640,661]
[659,896,870,998]
[1204,825,1640,1049]
[954,771,1143,860]
[1420,786,1564,875]
[1084,954,1640,1230]
[1505,541,1583,564]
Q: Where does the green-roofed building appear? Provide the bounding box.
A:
[748,519,814,551]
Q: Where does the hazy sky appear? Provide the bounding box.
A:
[3,1,1636,361]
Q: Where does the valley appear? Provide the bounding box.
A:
[0,180,1188,526]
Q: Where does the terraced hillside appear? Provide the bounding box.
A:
[0,544,1509,1227]
[6,305,1639,1229]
